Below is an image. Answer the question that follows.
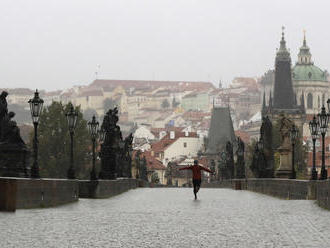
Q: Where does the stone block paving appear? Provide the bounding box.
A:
[1,188,330,248]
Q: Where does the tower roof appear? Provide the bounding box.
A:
[276,26,291,61]
[206,107,236,155]
[273,27,295,110]
[293,31,328,82]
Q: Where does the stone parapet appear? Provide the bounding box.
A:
[0,177,79,211]
[316,180,330,210]
[79,178,138,198]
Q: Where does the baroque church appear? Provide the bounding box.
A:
[261,30,330,137]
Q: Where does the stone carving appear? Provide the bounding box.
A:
[99,107,123,179]
[0,91,29,177]
[250,142,267,178]
[235,137,245,179]
[250,116,274,178]
[218,141,234,180]
[225,141,234,179]
[118,133,133,178]
[275,115,294,178]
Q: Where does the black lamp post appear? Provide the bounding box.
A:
[66,104,78,179]
[28,90,44,178]
[309,115,319,180]
[318,105,329,180]
[289,124,299,179]
[88,115,99,180]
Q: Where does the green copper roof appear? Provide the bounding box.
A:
[292,64,327,82]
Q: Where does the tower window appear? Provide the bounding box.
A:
[308,72,312,79]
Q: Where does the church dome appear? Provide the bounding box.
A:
[292,64,327,82]
[292,32,328,82]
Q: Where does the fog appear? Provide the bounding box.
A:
[0,0,329,90]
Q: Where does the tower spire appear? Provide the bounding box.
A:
[297,29,312,65]
[273,27,295,109]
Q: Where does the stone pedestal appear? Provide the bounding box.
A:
[275,146,291,178]
[0,143,29,178]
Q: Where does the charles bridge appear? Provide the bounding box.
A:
[1,90,330,248]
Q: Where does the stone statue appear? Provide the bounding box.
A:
[0,91,9,140]
[140,155,148,181]
[250,116,274,178]
[235,137,245,179]
[225,141,234,179]
[275,115,294,178]
[99,107,123,179]
[119,133,133,178]
[2,112,25,146]
[0,92,29,177]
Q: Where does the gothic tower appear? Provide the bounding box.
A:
[273,27,295,110]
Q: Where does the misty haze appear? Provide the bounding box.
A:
[1,1,330,248]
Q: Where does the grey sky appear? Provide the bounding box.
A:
[0,0,329,91]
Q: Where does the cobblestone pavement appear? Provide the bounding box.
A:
[1,188,330,248]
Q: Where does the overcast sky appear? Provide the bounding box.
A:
[1,0,330,91]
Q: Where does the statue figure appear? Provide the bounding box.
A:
[250,141,267,178]
[225,141,234,179]
[250,116,274,178]
[119,133,133,178]
[0,92,29,177]
[99,107,123,179]
[2,112,25,146]
[140,155,148,181]
[218,151,227,180]
[275,115,294,178]
[0,91,9,140]
[134,150,141,179]
[235,137,245,179]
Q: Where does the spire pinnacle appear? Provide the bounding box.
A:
[276,26,290,60]
[303,29,307,46]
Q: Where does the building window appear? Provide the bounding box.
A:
[183,142,187,148]
[308,72,312,79]
[323,94,325,106]
[307,93,313,109]
[318,96,320,108]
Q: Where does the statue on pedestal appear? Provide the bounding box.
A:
[235,137,245,179]
[99,107,122,179]
[275,115,293,178]
[250,116,274,178]
[0,91,29,177]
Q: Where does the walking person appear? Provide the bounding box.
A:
[179,160,214,200]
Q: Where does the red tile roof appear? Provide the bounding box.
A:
[133,151,166,170]
[151,131,198,153]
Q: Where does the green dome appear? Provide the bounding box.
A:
[292,64,327,82]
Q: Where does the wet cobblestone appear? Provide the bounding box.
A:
[1,188,330,248]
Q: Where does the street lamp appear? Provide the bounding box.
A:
[318,105,329,180]
[28,90,44,178]
[309,115,319,180]
[289,124,299,179]
[88,115,99,180]
[66,104,78,179]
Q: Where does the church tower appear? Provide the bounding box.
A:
[273,27,295,110]
[297,31,312,65]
